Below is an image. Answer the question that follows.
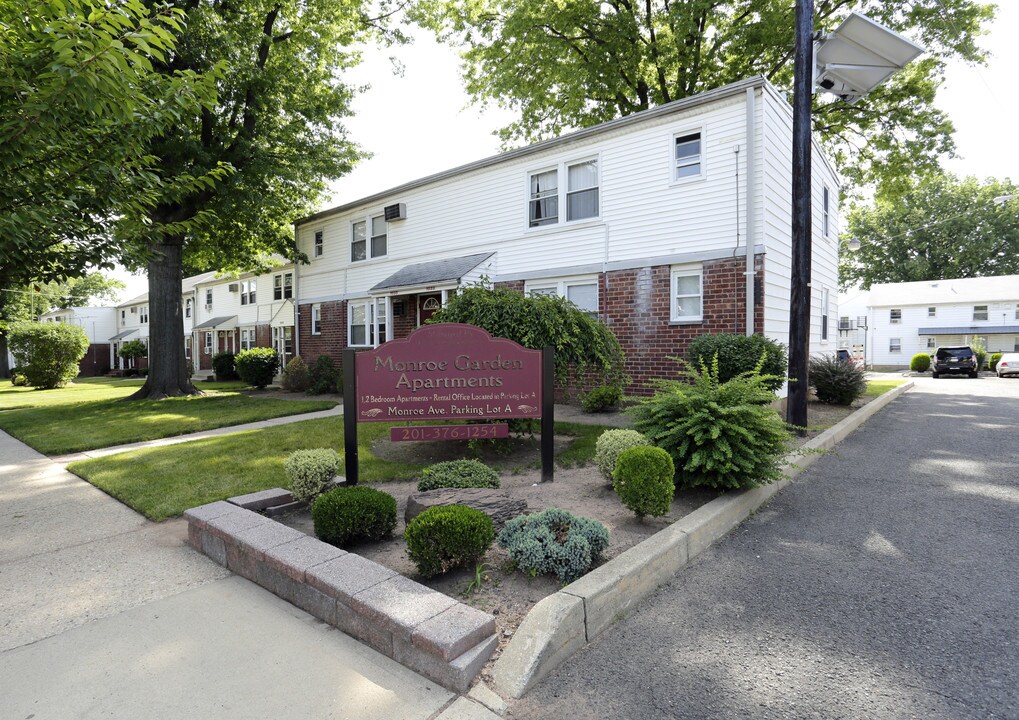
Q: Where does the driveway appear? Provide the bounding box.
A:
[510,376,1019,719]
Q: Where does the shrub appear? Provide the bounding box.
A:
[312,486,397,547]
[281,356,311,392]
[308,355,339,395]
[687,333,787,392]
[8,321,89,389]
[910,353,931,372]
[594,429,652,483]
[972,337,987,370]
[234,347,278,388]
[212,351,238,380]
[629,357,790,490]
[11,369,28,386]
[124,367,139,377]
[284,448,339,503]
[139,368,149,377]
[581,384,623,413]
[417,459,500,492]
[613,446,675,519]
[405,505,494,577]
[809,354,867,406]
[990,352,1003,371]
[498,507,609,584]
[118,339,147,367]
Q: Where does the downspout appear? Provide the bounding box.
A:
[745,87,757,336]
[293,225,301,360]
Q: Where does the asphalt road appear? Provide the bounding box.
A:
[510,376,1019,720]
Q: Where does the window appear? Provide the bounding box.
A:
[821,288,830,341]
[822,186,831,238]
[240,279,256,306]
[1015,305,1019,320]
[139,306,148,324]
[185,299,192,318]
[973,305,988,321]
[889,338,901,353]
[204,332,213,354]
[351,221,366,261]
[525,277,599,315]
[566,160,598,221]
[839,316,851,331]
[185,337,192,359]
[890,308,901,324]
[1015,336,1019,352]
[670,265,703,322]
[350,216,387,262]
[240,328,254,351]
[371,216,387,258]
[927,337,936,350]
[311,304,322,335]
[314,230,324,257]
[674,131,702,180]
[928,306,936,318]
[528,169,558,227]
[348,299,386,347]
[273,272,293,301]
[121,310,126,321]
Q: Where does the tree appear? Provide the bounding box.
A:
[839,174,1019,289]
[413,0,994,194]
[119,0,375,400]
[119,339,148,369]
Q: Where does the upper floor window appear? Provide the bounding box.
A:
[273,272,293,301]
[525,276,598,315]
[240,279,256,306]
[528,169,558,227]
[139,306,149,324]
[205,289,213,307]
[928,306,936,317]
[185,298,193,318]
[121,310,126,321]
[371,215,387,258]
[314,230,324,258]
[674,131,702,180]
[839,316,851,330]
[670,264,703,322]
[351,216,387,262]
[973,305,988,321]
[822,186,831,238]
[311,304,322,335]
[528,159,599,228]
[890,308,901,324]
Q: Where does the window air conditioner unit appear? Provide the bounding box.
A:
[204,304,213,311]
[384,203,407,221]
[228,283,240,292]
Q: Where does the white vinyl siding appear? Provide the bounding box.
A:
[670,265,703,322]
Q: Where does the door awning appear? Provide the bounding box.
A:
[193,315,238,330]
[108,329,137,341]
[369,252,494,295]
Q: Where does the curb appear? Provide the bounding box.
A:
[490,381,914,698]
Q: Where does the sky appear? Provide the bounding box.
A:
[110,4,1019,302]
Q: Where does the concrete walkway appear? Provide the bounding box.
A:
[510,376,1019,719]
[0,429,500,719]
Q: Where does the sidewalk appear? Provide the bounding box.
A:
[0,429,500,719]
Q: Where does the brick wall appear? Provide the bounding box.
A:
[298,300,346,365]
[77,344,110,376]
[392,294,417,339]
[255,324,272,348]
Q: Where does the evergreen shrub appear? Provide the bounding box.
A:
[613,446,675,519]
[417,459,500,492]
[405,505,494,577]
[8,321,89,389]
[284,448,339,502]
[312,486,397,547]
[809,354,867,406]
[212,351,237,380]
[498,507,609,584]
[308,355,339,394]
[910,353,931,372]
[989,352,1003,371]
[594,429,652,483]
[281,356,311,392]
[629,358,790,490]
[687,333,787,392]
[581,384,623,413]
[234,347,278,388]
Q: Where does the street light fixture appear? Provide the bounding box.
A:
[786,5,923,433]
[993,194,1017,205]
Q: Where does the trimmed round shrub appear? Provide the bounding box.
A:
[212,351,238,380]
[989,352,1003,372]
[308,354,339,394]
[234,346,279,388]
[809,354,867,406]
[498,507,609,584]
[284,448,339,502]
[613,446,675,519]
[594,429,652,483]
[910,353,931,372]
[687,333,787,392]
[312,486,397,547]
[405,505,494,577]
[281,356,311,392]
[417,459,500,492]
[8,321,89,389]
[581,384,623,413]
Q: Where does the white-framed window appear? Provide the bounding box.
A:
[139,306,149,324]
[311,304,322,335]
[839,316,851,331]
[928,306,936,318]
[351,216,387,261]
[890,308,901,324]
[239,328,255,351]
[314,230,324,258]
[973,305,988,321]
[240,279,256,306]
[273,272,293,301]
[348,299,387,347]
[185,336,192,358]
[204,332,213,354]
[351,220,367,261]
[527,158,600,228]
[670,264,703,322]
[673,130,703,181]
[370,215,387,258]
[821,288,830,341]
[528,168,559,227]
[889,338,901,353]
[185,299,192,318]
[822,186,831,239]
[1015,305,1019,320]
[927,337,936,350]
[525,276,599,315]
[566,160,598,221]
[121,310,126,321]
[205,289,213,307]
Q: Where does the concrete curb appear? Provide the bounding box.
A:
[490,381,914,698]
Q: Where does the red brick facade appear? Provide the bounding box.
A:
[78,344,110,377]
[298,300,347,366]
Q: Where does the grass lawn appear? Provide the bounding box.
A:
[0,381,333,454]
[0,377,248,411]
[68,418,612,521]
[864,379,906,397]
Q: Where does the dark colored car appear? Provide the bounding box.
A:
[932,346,978,378]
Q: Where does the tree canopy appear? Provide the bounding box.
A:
[413,0,994,195]
[839,174,1019,289]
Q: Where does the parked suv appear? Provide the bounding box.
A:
[932,346,978,378]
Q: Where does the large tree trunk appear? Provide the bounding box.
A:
[128,235,200,399]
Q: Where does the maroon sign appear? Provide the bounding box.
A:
[356,324,542,422]
[390,423,509,443]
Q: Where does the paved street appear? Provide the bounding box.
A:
[511,376,1019,719]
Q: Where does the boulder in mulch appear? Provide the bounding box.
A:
[405,488,527,530]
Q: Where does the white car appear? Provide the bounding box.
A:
[996,353,1019,378]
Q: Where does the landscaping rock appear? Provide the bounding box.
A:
[405,488,527,529]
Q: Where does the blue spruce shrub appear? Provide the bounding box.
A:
[497,507,609,584]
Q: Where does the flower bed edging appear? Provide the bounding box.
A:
[491,380,914,698]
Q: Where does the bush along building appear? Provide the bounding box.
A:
[292,77,840,395]
[37,307,117,377]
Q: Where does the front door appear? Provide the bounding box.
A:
[272,326,294,368]
[418,294,442,326]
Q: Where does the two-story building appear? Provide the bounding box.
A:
[291,76,841,393]
[38,306,118,376]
